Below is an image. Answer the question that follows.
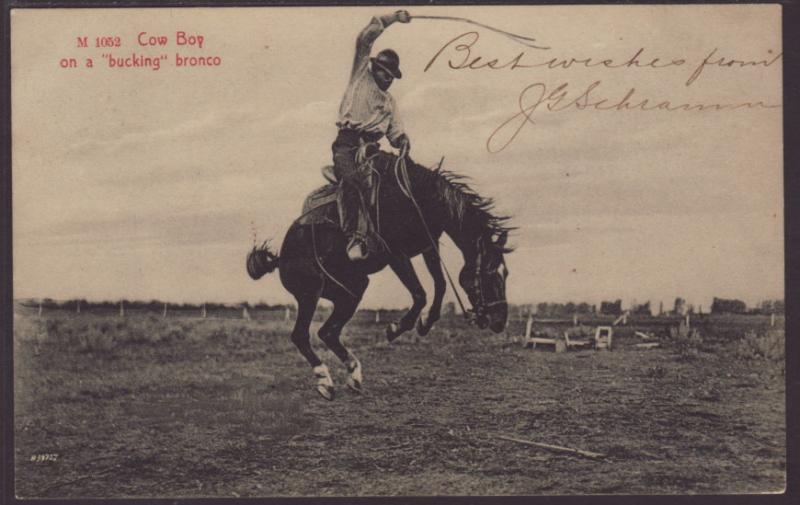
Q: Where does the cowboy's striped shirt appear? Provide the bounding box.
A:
[337,17,405,143]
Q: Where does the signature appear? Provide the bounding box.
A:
[425,31,685,74]
[486,80,781,153]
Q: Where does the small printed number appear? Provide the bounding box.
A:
[30,453,58,462]
[95,37,121,48]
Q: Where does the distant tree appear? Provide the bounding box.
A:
[576,302,592,314]
[758,299,784,314]
[600,299,622,316]
[443,302,455,316]
[673,297,686,315]
[711,297,747,314]
[631,301,652,316]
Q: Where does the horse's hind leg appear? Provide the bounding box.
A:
[291,294,335,400]
[318,288,366,393]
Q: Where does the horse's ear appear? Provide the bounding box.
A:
[494,231,508,248]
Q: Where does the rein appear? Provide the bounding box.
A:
[311,222,358,299]
[304,147,383,300]
[393,151,472,320]
[306,148,502,314]
[474,236,485,314]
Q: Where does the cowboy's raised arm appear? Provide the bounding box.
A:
[351,10,411,77]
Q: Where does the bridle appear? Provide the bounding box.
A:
[470,235,507,321]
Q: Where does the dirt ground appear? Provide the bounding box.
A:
[13,311,786,497]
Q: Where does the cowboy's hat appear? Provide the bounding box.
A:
[371,49,402,79]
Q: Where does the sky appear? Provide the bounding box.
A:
[11,5,783,310]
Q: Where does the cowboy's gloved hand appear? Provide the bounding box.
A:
[395,10,411,23]
[392,134,411,155]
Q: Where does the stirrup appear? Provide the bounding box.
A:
[346,237,368,261]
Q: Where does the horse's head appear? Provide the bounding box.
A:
[459,230,510,333]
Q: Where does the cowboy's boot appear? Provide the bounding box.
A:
[348,193,377,260]
[336,182,368,261]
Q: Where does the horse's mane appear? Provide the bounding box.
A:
[378,152,514,242]
[434,168,514,238]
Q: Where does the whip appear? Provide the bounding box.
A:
[410,14,550,50]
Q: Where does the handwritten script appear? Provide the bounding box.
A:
[425,32,782,153]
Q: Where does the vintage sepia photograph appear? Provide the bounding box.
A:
[9,3,786,497]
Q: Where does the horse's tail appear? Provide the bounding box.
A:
[246,240,280,280]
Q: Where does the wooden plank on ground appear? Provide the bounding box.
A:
[495,434,606,460]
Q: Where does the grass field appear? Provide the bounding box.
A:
[13,310,786,497]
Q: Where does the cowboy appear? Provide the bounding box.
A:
[334,10,412,261]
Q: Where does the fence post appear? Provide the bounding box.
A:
[285,306,290,321]
[375,310,380,323]
[201,303,207,318]
[685,313,690,329]
[243,306,251,320]
[771,312,775,327]
[38,301,42,318]
[573,313,577,326]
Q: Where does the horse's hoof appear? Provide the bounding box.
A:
[346,376,363,393]
[386,322,399,342]
[316,384,335,401]
[416,318,432,336]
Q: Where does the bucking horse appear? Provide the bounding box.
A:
[247,151,513,400]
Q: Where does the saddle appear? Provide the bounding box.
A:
[297,180,338,226]
[296,144,392,254]
[297,163,381,223]
[296,150,439,260]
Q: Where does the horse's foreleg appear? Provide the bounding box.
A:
[417,248,446,336]
[318,291,365,393]
[386,255,427,341]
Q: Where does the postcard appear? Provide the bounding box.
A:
[10,4,784,497]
